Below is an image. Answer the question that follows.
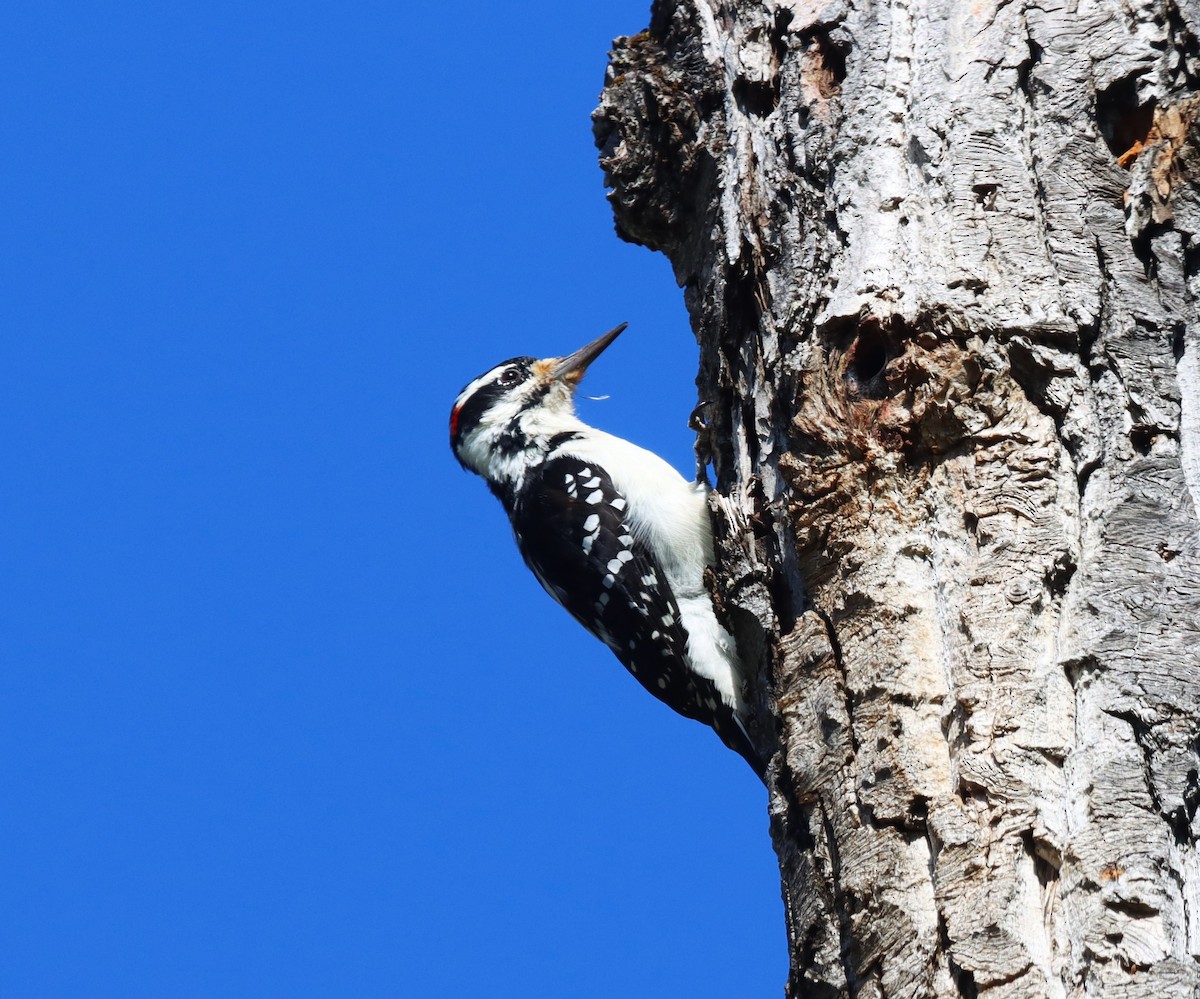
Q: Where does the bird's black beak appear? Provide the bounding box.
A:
[548,323,627,385]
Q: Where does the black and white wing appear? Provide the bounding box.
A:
[510,454,758,770]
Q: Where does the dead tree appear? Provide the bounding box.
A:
[594,1,1200,996]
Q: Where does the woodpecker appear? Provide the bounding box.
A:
[450,324,764,779]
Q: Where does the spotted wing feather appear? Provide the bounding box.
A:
[510,455,731,730]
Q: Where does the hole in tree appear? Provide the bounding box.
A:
[734,77,780,118]
[771,9,793,63]
[800,28,847,97]
[846,321,890,397]
[972,183,999,210]
[1022,831,1062,887]
[1170,768,1200,844]
[815,32,847,85]
[1017,37,1044,97]
[1096,73,1157,163]
[1130,425,1156,454]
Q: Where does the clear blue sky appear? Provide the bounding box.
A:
[3,3,784,995]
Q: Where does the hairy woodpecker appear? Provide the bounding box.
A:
[450,324,763,778]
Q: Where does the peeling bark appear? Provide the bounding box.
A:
[594,1,1200,996]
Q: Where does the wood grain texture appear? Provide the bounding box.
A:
[595,1,1200,995]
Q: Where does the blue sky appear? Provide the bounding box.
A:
[3,3,784,995]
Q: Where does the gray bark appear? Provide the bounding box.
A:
[593,1,1200,996]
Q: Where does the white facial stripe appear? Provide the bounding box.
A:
[453,364,514,411]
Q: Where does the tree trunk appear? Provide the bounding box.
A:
[594,1,1200,996]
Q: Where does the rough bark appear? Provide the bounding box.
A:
[594,1,1200,996]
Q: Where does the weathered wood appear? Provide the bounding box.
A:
[594,1,1200,995]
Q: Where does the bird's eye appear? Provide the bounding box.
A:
[498,368,522,387]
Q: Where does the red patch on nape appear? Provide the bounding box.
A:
[449,404,461,439]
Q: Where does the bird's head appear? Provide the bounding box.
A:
[450,323,626,483]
